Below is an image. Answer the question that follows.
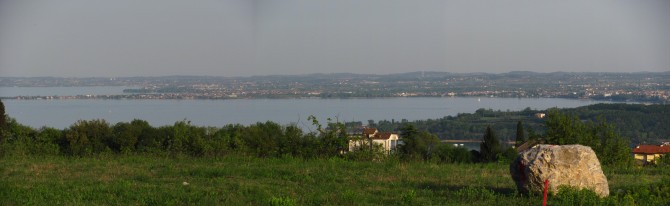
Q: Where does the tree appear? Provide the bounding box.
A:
[545,109,591,145]
[397,124,440,160]
[308,116,349,158]
[433,143,473,163]
[515,121,525,147]
[110,121,142,153]
[480,126,501,162]
[397,124,420,160]
[130,119,160,153]
[166,120,207,156]
[216,124,246,153]
[33,127,63,155]
[242,121,283,157]
[0,118,37,156]
[591,120,633,166]
[544,109,633,166]
[64,119,112,156]
[0,99,6,142]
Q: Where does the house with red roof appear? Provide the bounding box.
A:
[348,128,400,154]
[632,142,670,165]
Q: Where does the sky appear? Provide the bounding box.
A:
[0,0,668,77]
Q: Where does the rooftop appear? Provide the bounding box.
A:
[363,128,378,136]
[372,132,395,140]
[632,144,670,154]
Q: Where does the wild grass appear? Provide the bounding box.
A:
[0,155,667,205]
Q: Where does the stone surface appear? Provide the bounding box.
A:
[510,144,609,197]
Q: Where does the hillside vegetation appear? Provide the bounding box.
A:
[367,103,669,145]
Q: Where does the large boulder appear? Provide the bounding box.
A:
[510,144,609,197]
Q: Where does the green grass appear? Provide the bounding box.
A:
[0,155,668,205]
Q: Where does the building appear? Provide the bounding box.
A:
[348,128,400,154]
[632,144,670,165]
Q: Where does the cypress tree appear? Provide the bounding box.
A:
[515,121,525,147]
[480,126,501,162]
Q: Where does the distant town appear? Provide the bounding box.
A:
[1,71,669,104]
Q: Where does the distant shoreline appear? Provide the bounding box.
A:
[2,72,668,104]
[0,95,656,104]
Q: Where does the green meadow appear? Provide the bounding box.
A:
[1,155,668,205]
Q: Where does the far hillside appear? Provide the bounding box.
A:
[562,104,670,144]
[361,103,669,145]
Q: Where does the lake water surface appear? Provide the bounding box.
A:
[1,86,610,129]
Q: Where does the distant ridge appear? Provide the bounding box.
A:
[2,71,667,79]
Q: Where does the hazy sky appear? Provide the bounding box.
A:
[1,0,668,77]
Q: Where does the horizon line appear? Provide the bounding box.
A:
[2,70,668,79]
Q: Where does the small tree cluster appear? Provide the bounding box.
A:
[544,109,633,166]
[396,124,474,163]
[397,125,439,161]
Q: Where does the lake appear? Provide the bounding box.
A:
[1,86,612,129]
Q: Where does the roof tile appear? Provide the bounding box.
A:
[632,145,670,154]
[372,132,394,140]
[363,128,378,136]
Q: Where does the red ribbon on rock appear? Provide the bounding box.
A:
[542,179,549,206]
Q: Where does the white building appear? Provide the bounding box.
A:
[348,128,400,154]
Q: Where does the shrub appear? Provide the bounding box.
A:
[64,119,112,156]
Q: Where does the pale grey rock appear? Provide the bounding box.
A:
[510,144,609,197]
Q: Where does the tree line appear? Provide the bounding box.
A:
[0,100,638,166]
[0,113,481,164]
[0,116,348,159]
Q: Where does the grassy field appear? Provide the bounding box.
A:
[1,155,668,205]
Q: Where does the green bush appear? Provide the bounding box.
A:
[552,186,602,206]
